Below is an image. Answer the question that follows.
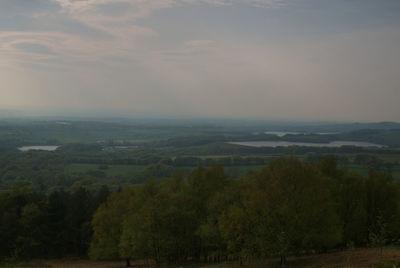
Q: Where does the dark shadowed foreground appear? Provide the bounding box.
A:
[6,248,400,267]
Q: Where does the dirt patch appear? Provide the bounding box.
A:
[25,259,140,268]
[20,249,400,268]
[204,248,400,267]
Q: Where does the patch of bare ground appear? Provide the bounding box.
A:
[20,249,400,268]
[24,259,143,268]
[204,248,400,268]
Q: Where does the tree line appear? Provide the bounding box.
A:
[0,186,109,260]
[90,156,400,265]
[1,156,399,265]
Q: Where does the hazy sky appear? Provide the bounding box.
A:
[1,0,400,121]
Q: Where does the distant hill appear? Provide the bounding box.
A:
[336,128,400,147]
[271,122,400,133]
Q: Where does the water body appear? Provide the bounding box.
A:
[103,146,138,151]
[228,141,386,148]
[56,121,71,125]
[264,131,336,137]
[19,146,59,151]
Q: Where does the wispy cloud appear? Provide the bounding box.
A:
[201,0,285,7]
[0,0,286,66]
[12,42,55,55]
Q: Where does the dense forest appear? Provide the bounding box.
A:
[0,186,110,260]
[1,156,399,266]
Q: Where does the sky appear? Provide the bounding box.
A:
[0,0,400,121]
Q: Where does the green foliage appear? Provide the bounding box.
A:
[369,215,388,247]
[0,187,109,261]
[334,172,368,245]
[221,157,342,260]
[89,157,400,264]
[90,187,136,260]
[2,156,400,265]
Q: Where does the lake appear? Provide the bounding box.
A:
[18,146,60,151]
[264,131,336,137]
[228,141,386,148]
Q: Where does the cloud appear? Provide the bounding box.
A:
[0,0,286,62]
[184,0,285,7]
[12,42,55,55]
[210,0,285,7]
[0,0,59,32]
[54,0,177,21]
[0,0,161,69]
[240,0,285,7]
[0,0,60,13]
[185,39,216,47]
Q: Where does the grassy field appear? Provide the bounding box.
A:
[346,164,369,176]
[346,164,400,180]
[65,164,147,177]
[2,248,399,267]
[65,163,268,179]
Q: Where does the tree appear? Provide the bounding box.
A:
[90,187,138,260]
[44,190,69,257]
[334,172,367,246]
[368,213,387,260]
[364,170,398,244]
[221,157,342,265]
[15,203,45,259]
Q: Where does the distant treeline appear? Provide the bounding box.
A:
[2,119,400,148]
[2,156,399,265]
